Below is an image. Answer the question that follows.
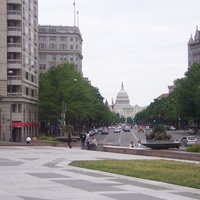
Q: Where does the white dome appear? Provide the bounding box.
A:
[115,83,130,105]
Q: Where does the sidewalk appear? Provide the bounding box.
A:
[0,146,200,200]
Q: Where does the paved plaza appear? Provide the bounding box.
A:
[0,146,200,200]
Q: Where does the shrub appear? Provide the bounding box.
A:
[186,144,200,152]
[146,125,171,141]
[39,135,60,142]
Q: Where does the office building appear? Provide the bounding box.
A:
[38,25,83,74]
[0,0,39,142]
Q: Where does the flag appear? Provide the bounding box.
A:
[73,1,75,6]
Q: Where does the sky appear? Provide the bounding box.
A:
[38,0,200,107]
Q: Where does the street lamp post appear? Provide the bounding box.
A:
[0,108,2,141]
[8,70,13,142]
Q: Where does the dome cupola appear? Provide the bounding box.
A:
[115,82,130,105]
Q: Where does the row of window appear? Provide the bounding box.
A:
[23,39,37,57]
[39,36,79,42]
[39,27,80,34]
[23,0,37,17]
[25,71,37,83]
[8,85,37,98]
[39,43,79,50]
[39,54,79,61]
[12,104,22,113]
[23,55,36,69]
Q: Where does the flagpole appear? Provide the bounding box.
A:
[73,1,76,26]
[77,10,79,28]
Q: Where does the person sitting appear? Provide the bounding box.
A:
[26,136,31,144]
[129,141,134,148]
[137,139,142,148]
[89,136,97,150]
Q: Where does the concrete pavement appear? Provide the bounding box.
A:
[0,146,200,200]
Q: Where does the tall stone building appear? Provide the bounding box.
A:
[188,26,200,68]
[168,26,200,94]
[38,25,83,73]
[0,0,39,142]
[112,83,143,119]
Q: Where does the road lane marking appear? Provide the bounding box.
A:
[132,130,139,142]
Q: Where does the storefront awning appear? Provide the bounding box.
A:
[12,122,26,128]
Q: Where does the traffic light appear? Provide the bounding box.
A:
[58,117,62,123]
[153,119,156,123]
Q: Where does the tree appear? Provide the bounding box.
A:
[39,63,117,135]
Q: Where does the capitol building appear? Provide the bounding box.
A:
[112,83,144,119]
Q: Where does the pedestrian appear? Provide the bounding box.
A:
[26,136,31,144]
[137,139,142,148]
[67,133,72,148]
[86,131,91,150]
[89,136,98,150]
[129,141,134,148]
[80,131,86,150]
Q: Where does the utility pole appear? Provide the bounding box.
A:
[61,101,67,136]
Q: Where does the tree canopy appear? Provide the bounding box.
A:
[38,63,117,133]
[134,63,200,126]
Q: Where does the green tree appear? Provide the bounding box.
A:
[39,63,116,135]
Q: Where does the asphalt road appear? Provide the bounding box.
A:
[94,128,200,148]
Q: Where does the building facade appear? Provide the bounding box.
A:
[168,26,200,93]
[38,25,83,74]
[112,83,143,119]
[188,26,200,68]
[0,0,39,142]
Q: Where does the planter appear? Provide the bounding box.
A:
[141,141,180,149]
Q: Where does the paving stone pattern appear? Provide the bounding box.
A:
[0,146,200,200]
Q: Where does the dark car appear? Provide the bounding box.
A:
[188,128,197,134]
[101,127,108,135]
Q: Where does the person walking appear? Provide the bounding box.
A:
[86,131,91,150]
[67,133,72,148]
[80,131,86,150]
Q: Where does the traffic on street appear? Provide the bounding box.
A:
[89,125,200,149]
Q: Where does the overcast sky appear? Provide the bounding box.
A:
[38,0,200,107]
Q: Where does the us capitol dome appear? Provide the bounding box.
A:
[112,82,143,118]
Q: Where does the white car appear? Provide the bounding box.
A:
[169,126,176,131]
[180,136,198,146]
[114,127,120,133]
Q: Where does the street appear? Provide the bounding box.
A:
[93,127,200,149]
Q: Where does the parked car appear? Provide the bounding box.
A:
[98,127,103,134]
[180,136,198,146]
[114,127,120,133]
[170,137,180,143]
[101,127,108,135]
[138,126,144,132]
[188,128,197,134]
[123,126,131,132]
[89,128,98,136]
[164,125,170,130]
[169,126,176,131]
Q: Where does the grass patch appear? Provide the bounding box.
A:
[69,160,200,189]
